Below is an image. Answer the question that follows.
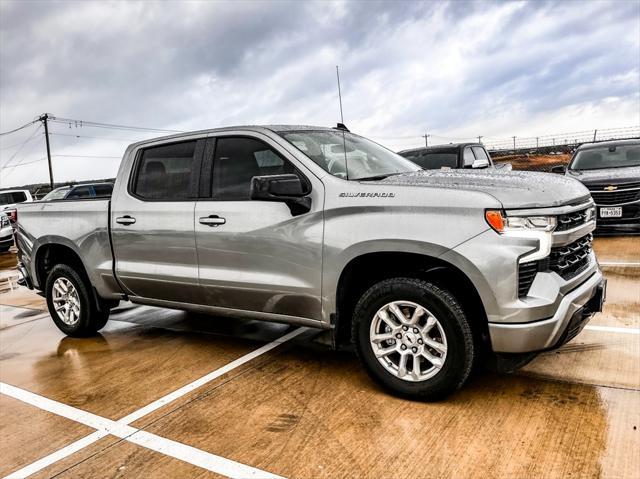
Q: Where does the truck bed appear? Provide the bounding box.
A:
[16,199,120,298]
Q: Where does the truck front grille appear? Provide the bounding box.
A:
[555,208,590,231]
[546,234,593,280]
[518,261,538,298]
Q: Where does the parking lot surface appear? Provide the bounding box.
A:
[1,237,638,478]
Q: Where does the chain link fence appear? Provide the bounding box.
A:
[487,126,640,172]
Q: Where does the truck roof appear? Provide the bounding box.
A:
[127,125,338,149]
[398,143,483,155]
[576,139,640,151]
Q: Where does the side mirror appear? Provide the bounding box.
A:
[471,159,490,169]
[550,165,567,174]
[250,174,311,216]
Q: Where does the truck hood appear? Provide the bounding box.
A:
[566,166,640,185]
[377,169,590,209]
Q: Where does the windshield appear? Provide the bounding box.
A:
[278,130,420,180]
[42,187,71,201]
[570,145,640,170]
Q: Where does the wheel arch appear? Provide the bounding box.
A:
[33,240,90,291]
[333,251,490,350]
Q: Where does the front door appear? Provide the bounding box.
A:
[194,135,324,321]
[111,138,205,303]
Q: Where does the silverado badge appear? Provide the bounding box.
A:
[604,185,617,191]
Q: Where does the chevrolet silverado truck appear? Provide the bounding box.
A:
[15,125,606,399]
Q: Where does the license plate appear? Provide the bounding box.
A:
[600,207,622,218]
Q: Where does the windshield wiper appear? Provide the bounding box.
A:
[356,173,402,181]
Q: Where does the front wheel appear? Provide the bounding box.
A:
[45,264,109,337]
[352,278,475,400]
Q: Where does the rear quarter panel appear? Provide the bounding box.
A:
[16,199,119,298]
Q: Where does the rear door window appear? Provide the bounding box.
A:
[420,153,458,169]
[94,184,113,197]
[133,140,202,200]
[67,186,94,199]
[0,191,27,204]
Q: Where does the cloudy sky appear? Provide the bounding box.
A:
[1,0,639,188]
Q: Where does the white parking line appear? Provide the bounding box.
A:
[3,431,108,479]
[2,327,306,479]
[584,325,640,335]
[599,262,640,267]
[0,383,281,479]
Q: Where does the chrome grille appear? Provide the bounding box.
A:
[555,208,590,231]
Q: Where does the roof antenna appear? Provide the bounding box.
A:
[336,65,344,125]
[335,65,349,179]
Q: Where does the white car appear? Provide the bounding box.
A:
[0,212,13,252]
[0,188,33,225]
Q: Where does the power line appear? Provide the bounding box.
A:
[0,131,43,150]
[0,124,43,169]
[49,116,183,134]
[1,157,47,171]
[48,132,142,142]
[0,119,39,136]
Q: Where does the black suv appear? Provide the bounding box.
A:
[552,139,640,234]
[398,142,494,170]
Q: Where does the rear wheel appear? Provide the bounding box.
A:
[45,264,109,337]
[352,278,475,400]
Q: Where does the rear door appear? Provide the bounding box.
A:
[111,138,205,303]
[194,134,324,321]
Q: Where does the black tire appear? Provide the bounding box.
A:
[45,264,110,337]
[352,278,474,400]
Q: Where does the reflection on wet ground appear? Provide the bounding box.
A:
[0,237,638,478]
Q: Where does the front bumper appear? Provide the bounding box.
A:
[489,271,606,353]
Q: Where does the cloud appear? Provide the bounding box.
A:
[1,0,638,187]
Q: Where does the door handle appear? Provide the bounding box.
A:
[199,215,226,227]
[115,215,136,225]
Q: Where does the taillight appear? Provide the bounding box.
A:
[9,210,17,223]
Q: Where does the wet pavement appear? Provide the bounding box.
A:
[1,237,639,478]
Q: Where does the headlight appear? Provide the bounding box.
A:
[485,210,556,233]
[485,210,556,263]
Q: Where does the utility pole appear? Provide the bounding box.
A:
[536,137,539,148]
[39,113,54,189]
[593,129,597,142]
[512,136,516,150]
[477,135,483,144]
[424,133,430,147]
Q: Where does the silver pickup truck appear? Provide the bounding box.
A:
[16,125,606,399]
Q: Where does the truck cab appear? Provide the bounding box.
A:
[398,142,494,170]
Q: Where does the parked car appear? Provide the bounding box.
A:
[0,188,33,225]
[16,125,605,400]
[551,139,640,234]
[41,183,114,201]
[398,143,507,170]
[0,213,13,252]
